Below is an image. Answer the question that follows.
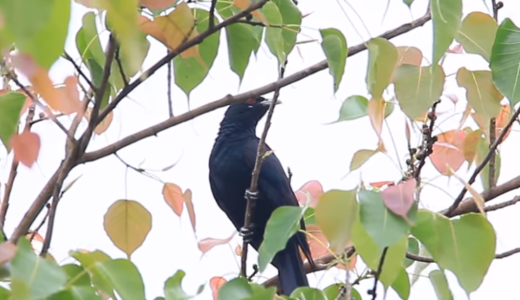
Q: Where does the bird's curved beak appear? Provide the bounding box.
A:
[261,98,282,106]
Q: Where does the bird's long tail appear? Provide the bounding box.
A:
[276,236,309,295]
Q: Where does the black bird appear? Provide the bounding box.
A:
[208,96,312,295]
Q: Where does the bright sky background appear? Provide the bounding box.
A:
[1,0,520,299]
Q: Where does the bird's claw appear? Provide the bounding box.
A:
[239,223,257,243]
[244,189,259,201]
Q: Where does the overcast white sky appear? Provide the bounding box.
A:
[1,0,520,299]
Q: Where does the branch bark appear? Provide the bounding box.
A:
[82,10,432,164]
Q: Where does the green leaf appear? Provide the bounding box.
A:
[411,244,432,285]
[11,238,67,300]
[403,237,419,268]
[70,250,116,299]
[62,264,91,286]
[475,137,500,190]
[252,26,264,56]
[429,270,454,300]
[366,38,398,98]
[76,12,111,109]
[164,270,187,300]
[164,270,203,300]
[411,210,496,293]
[0,92,25,150]
[0,0,71,69]
[456,12,497,62]
[456,68,503,121]
[391,268,410,300]
[97,259,146,300]
[290,287,326,300]
[315,190,358,254]
[403,0,414,7]
[218,278,253,300]
[323,284,362,300]
[103,199,152,259]
[320,28,348,93]
[173,9,220,97]
[334,95,369,122]
[247,284,276,300]
[272,0,301,56]
[104,0,143,73]
[263,2,285,65]
[394,64,446,119]
[225,23,256,82]
[258,206,304,271]
[430,0,462,66]
[358,190,413,248]
[0,286,10,299]
[352,222,408,288]
[350,149,379,171]
[490,18,520,105]
[303,207,316,225]
[111,31,150,92]
[48,286,102,300]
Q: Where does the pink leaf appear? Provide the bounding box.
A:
[381,178,416,218]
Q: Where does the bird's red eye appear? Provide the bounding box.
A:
[246,98,255,104]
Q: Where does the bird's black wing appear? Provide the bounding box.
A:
[242,139,313,261]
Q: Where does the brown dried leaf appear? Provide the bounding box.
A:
[183,189,196,233]
[197,233,235,254]
[163,183,184,216]
[10,131,41,167]
[430,130,466,175]
[210,276,227,300]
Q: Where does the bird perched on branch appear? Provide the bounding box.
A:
[208,96,312,295]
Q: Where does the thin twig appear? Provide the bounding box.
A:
[28,203,51,242]
[8,0,272,244]
[63,52,97,91]
[9,76,73,139]
[0,104,36,232]
[445,101,520,216]
[484,196,520,213]
[79,34,117,153]
[369,247,388,300]
[82,10,433,164]
[488,0,500,190]
[240,61,287,277]
[95,0,270,126]
[167,49,173,118]
[115,46,129,87]
[209,0,217,29]
[39,169,66,257]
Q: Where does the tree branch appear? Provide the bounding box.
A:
[7,0,272,244]
[442,175,520,217]
[81,10,432,164]
[95,0,270,126]
[445,102,520,216]
[263,244,520,289]
[240,62,286,278]
[63,52,97,92]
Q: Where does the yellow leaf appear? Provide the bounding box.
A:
[103,200,152,258]
[139,3,201,60]
[368,97,386,149]
[456,68,503,121]
[350,149,379,171]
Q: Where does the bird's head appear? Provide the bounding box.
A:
[223,96,282,125]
